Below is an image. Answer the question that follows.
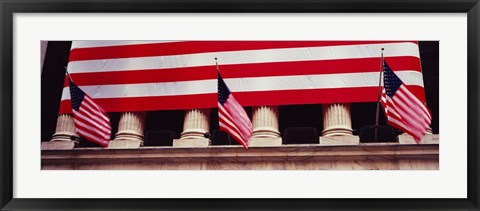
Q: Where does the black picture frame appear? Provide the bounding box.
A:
[1,0,479,210]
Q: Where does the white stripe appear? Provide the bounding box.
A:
[83,97,110,121]
[219,113,240,134]
[81,101,109,123]
[223,98,252,137]
[386,109,407,128]
[71,41,184,49]
[73,110,111,134]
[396,90,431,122]
[391,97,428,132]
[74,113,111,135]
[219,103,251,140]
[74,119,110,139]
[220,125,246,146]
[219,123,246,145]
[61,79,216,100]
[67,42,420,73]
[387,97,414,131]
[387,106,403,120]
[218,109,240,132]
[218,104,237,125]
[76,128,109,145]
[61,71,423,100]
[76,102,110,129]
[385,96,403,119]
[225,71,423,92]
[394,91,430,125]
[398,86,432,119]
[384,96,409,130]
[387,117,407,129]
[218,120,243,142]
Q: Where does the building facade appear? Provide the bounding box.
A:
[41,41,439,170]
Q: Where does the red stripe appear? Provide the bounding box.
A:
[75,111,111,134]
[74,118,110,139]
[388,120,410,136]
[84,96,109,117]
[390,95,428,140]
[218,106,238,129]
[74,123,110,146]
[219,119,245,145]
[80,101,111,125]
[391,99,425,134]
[64,67,217,87]
[219,103,252,142]
[69,41,418,62]
[220,56,420,79]
[59,93,218,114]
[223,95,253,135]
[59,86,425,114]
[219,126,248,149]
[63,56,421,87]
[233,86,425,107]
[398,86,431,120]
[396,88,430,125]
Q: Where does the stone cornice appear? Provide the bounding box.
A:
[41,143,439,164]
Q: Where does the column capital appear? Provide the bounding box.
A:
[322,103,353,137]
[174,109,211,147]
[250,106,282,147]
[110,112,146,149]
[320,103,359,145]
[43,114,78,150]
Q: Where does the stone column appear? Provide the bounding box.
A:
[173,109,211,147]
[109,112,146,148]
[249,106,282,146]
[42,114,79,150]
[320,103,359,145]
[322,103,353,136]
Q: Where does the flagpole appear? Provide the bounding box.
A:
[215,57,219,72]
[374,48,385,142]
[65,69,74,82]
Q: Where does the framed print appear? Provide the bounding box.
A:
[1,0,479,210]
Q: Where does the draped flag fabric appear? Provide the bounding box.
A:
[59,41,425,113]
[380,61,431,143]
[218,71,253,149]
[69,78,112,147]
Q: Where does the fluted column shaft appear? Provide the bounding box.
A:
[114,112,146,142]
[51,114,79,141]
[252,106,280,138]
[181,109,210,139]
[322,103,353,136]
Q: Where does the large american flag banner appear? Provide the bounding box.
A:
[69,78,112,147]
[59,41,425,114]
[218,71,253,149]
[381,61,431,142]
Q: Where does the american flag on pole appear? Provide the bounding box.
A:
[69,78,112,147]
[381,61,431,143]
[218,71,253,149]
[59,41,425,114]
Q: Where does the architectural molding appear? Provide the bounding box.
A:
[42,143,439,170]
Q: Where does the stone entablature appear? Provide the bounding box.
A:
[41,143,439,170]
